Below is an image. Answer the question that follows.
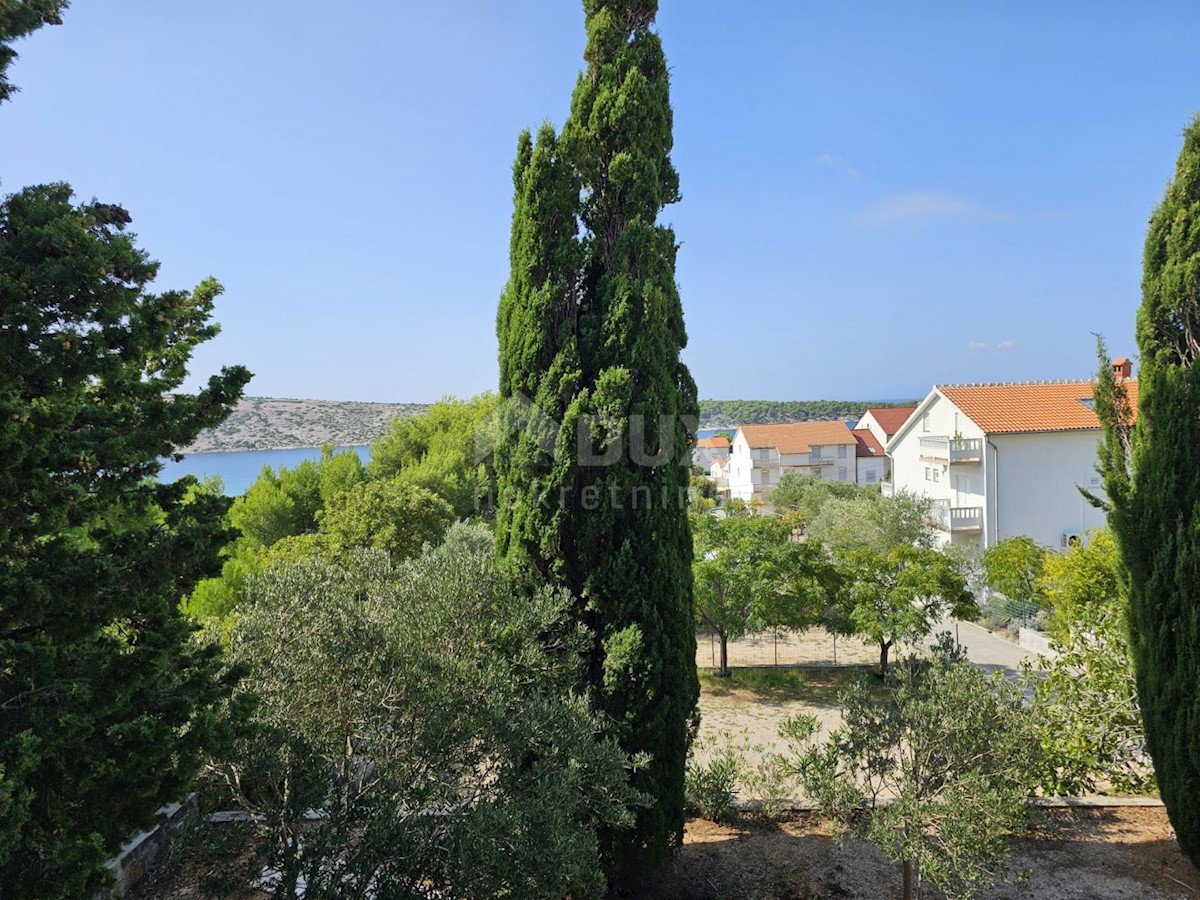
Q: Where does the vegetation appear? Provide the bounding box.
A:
[0,184,249,896]
[808,489,934,551]
[769,474,868,531]
[827,543,976,676]
[1026,529,1152,794]
[495,0,698,878]
[369,393,497,518]
[783,638,1040,900]
[1094,115,1200,864]
[699,399,916,428]
[691,514,832,675]
[980,535,1046,626]
[210,526,643,899]
[186,397,495,620]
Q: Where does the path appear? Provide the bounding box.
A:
[922,618,1040,682]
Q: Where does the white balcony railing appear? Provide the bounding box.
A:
[918,436,983,463]
[807,453,834,466]
[928,502,983,533]
[880,481,895,497]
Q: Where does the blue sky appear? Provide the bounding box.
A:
[3,1,1197,403]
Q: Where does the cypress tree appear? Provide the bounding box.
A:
[496,0,698,879]
[1097,115,1200,865]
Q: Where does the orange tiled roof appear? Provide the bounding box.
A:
[937,380,1139,434]
[851,428,885,457]
[863,406,917,436]
[739,421,856,454]
[696,435,731,449]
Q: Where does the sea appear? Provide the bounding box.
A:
[159,446,371,496]
[160,428,728,497]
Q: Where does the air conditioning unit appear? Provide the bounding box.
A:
[1061,531,1082,549]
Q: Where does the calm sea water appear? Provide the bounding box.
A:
[159,446,371,496]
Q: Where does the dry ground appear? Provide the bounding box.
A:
[642,807,1199,900]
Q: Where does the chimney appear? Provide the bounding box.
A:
[1112,357,1133,380]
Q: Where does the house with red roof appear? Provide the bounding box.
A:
[728,421,860,502]
[855,406,918,449]
[885,358,1137,551]
[851,428,886,486]
[692,434,731,471]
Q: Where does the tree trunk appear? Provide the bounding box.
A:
[719,630,730,677]
[902,858,914,900]
[879,640,892,678]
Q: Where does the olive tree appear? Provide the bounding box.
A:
[211,525,642,899]
[782,638,1040,900]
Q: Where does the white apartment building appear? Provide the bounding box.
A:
[885,364,1137,551]
[728,421,859,502]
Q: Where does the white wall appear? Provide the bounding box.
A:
[856,455,886,486]
[692,445,726,471]
[855,411,891,450]
[992,431,1108,550]
[727,430,756,502]
[887,392,987,549]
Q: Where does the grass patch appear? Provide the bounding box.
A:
[699,665,885,704]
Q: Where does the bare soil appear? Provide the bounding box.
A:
[642,807,1199,900]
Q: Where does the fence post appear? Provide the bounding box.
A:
[833,634,837,666]
[774,629,778,666]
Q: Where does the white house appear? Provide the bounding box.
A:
[855,406,917,449]
[728,421,859,502]
[885,365,1137,551]
[692,435,731,471]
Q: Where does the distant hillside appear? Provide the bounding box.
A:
[186,396,429,452]
[186,396,920,453]
[699,399,918,428]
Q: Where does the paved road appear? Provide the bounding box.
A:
[921,618,1040,682]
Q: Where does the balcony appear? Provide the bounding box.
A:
[880,480,895,497]
[928,501,983,534]
[807,453,834,467]
[918,436,983,464]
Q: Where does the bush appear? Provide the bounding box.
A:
[685,747,743,825]
[209,524,643,899]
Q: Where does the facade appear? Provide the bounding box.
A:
[692,434,731,471]
[851,428,887,486]
[728,421,859,502]
[885,369,1137,551]
[855,406,918,449]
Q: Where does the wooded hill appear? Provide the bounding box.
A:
[699,399,918,428]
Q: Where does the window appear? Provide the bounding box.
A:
[866,469,878,483]
[922,412,930,433]
[932,469,940,483]
[925,467,931,481]
[838,467,848,482]
[838,444,847,460]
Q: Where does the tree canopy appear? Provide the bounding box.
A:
[0,183,249,896]
[212,527,643,899]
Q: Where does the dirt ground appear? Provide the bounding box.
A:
[132,807,1198,899]
[693,663,887,776]
[642,807,1200,900]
